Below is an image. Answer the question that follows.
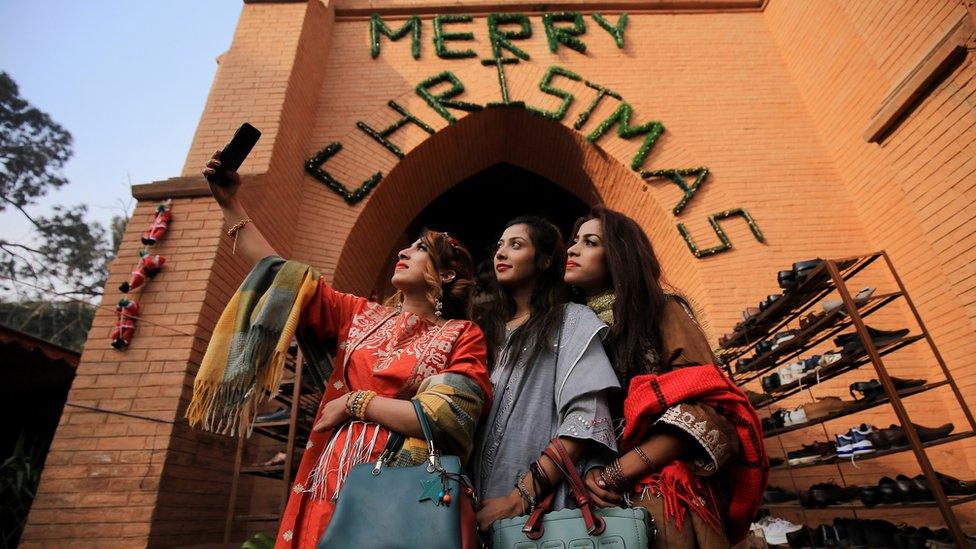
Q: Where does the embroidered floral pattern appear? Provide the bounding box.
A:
[656,403,730,473]
[283,530,293,541]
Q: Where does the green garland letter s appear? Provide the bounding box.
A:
[305,142,382,205]
[370,13,421,59]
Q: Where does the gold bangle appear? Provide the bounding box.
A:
[356,390,377,420]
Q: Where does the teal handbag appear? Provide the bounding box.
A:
[490,440,653,549]
[316,400,479,548]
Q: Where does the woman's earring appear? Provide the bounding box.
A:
[434,298,443,318]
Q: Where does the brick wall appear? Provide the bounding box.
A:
[23,0,976,545]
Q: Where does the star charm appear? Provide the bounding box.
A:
[419,478,442,504]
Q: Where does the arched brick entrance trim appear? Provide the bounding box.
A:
[332,107,710,329]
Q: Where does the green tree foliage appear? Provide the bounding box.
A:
[0,71,125,348]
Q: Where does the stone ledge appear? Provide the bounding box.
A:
[131,177,213,201]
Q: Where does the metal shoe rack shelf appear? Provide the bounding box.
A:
[221,345,328,547]
[716,251,976,547]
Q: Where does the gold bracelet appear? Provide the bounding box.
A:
[226,218,252,254]
[227,217,252,237]
[356,390,377,420]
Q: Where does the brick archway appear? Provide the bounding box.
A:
[332,107,709,325]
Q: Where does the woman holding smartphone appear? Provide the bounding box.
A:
[194,152,492,548]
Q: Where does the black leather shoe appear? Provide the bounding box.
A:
[896,474,930,502]
[793,258,823,279]
[878,476,905,504]
[778,269,798,289]
[255,407,291,422]
[763,486,798,504]
[862,520,898,548]
[762,373,781,393]
[869,422,955,449]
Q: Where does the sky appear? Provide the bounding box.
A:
[0,0,241,244]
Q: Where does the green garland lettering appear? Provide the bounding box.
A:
[488,13,532,61]
[586,102,664,171]
[677,208,765,258]
[542,12,587,54]
[415,71,483,124]
[305,142,383,205]
[592,13,628,49]
[526,65,582,121]
[356,100,435,159]
[573,80,621,130]
[370,13,421,59]
[433,14,477,59]
[643,167,709,215]
[482,57,523,107]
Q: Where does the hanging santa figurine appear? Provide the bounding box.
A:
[119,250,166,293]
[141,199,173,245]
[110,298,139,350]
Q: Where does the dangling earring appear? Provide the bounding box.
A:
[434,298,443,318]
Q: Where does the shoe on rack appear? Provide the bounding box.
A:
[849,376,926,401]
[803,396,851,421]
[820,287,876,314]
[896,473,933,502]
[836,424,875,458]
[808,482,858,507]
[756,338,775,355]
[255,407,291,423]
[744,389,767,407]
[868,422,955,450]
[793,258,823,281]
[782,405,808,427]
[777,362,806,385]
[835,325,911,356]
[778,269,798,290]
[771,329,799,350]
[762,373,781,393]
[787,441,836,466]
[763,485,799,504]
[755,516,804,545]
[255,451,287,468]
[799,310,826,330]
[821,351,843,365]
[759,293,782,312]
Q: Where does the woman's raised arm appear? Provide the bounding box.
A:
[203,149,278,266]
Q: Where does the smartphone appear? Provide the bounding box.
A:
[219,123,261,174]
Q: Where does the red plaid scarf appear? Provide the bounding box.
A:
[622,364,768,543]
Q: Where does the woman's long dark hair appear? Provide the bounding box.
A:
[571,206,668,382]
[472,216,566,368]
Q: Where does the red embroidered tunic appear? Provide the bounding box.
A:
[274,280,491,548]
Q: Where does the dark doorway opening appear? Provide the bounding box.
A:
[368,163,591,299]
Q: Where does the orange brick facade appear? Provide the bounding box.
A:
[22,0,976,546]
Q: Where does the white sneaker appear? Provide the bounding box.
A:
[759,516,803,545]
[822,352,842,365]
[821,287,877,314]
[783,406,807,426]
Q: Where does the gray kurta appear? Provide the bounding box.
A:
[473,303,620,510]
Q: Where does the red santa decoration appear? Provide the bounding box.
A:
[110,298,139,350]
[141,199,173,245]
[119,250,166,293]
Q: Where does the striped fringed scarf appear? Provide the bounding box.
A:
[186,255,320,436]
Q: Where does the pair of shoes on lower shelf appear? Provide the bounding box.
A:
[763,485,798,504]
[786,440,836,466]
[763,397,852,434]
[798,481,859,508]
[752,515,803,545]
[857,472,976,507]
[868,422,955,450]
[849,376,927,401]
[786,518,904,548]
[836,424,876,458]
[761,355,823,393]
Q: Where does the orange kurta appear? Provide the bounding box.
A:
[275,280,490,548]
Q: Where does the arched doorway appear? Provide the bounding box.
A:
[365,162,590,300]
[333,107,709,331]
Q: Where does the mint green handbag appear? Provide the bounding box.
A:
[316,400,479,548]
[489,441,653,549]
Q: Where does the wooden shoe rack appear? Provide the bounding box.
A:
[221,344,329,547]
[717,251,976,547]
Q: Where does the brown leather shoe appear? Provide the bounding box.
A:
[803,396,851,421]
[868,422,955,449]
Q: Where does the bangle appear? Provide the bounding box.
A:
[356,391,377,420]
[344,391,359,417]
[227,218,252,254]
[600,459,630,492]
[633,446,656,469]
[514,472,536,513]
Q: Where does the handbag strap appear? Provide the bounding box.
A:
[521,439,606,539]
